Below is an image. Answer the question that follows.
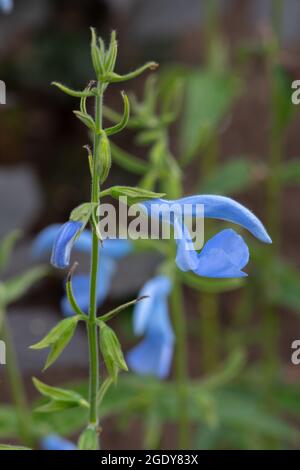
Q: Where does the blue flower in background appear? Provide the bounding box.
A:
[41,434,76,451]
[32,223,132,316]
[0,0,12,13]
[127,275,174,379]
[141,195,271,278]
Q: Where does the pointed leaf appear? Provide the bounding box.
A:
[44,322,78,370]
[32,378,89,408]
[3,266,48,305]
[73,111,96,131]
[99,322,128,382]
[200,158,255,195]
[0,444,31,451]
[108,186,165,204]
[0,230,21,273]
[30,316,80,350]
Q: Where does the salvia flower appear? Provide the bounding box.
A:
[127,275,174,379]
[0,0,13,13]
[32,224,132,315]
[51,221,84,269]
[141,195,271,278]
[41,434,76,451]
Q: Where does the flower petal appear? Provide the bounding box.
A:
[102,239,133,259]
[51,221,84,269]
[32,224,64,258]
[174,218,199,272]
[133,276,172,335]
[40,434,76,451]
[195,229,249,278]
[141,195,272,244]
[127,335,174,379]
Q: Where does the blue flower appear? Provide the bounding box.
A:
[127,276,174,379]
[141,195,271,278]
[175,224,249,278]
[0,0,13,13]
[32,223,132,315]
[50,221,84,269]
[41,434,76,450]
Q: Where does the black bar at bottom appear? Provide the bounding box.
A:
[0,449,295,466]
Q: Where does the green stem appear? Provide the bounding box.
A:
[1,313,34,448]
[262,0,284,381]
[199,293,220,373]
[271,0,284,44]
[87,82,104,439]
[170,271,189,449]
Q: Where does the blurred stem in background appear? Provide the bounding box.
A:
[263,0,285,385]
[1,310,34,448]
[170,269,189,449]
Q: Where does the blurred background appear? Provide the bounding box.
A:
[1,0,300,450]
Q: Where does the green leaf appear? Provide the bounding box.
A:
[97,377,113,406]
[0,444,31,450]
[108,186,165,204]
[34,400,77,414]
[0,230,21,273]
[30,316,80,350]
[281,159,300,186]
[32,378,89,408]
[70,202,95,222]
[106,62,158,83]
[0,406,18,439]
[31,316,81,369]
[180,271,245,293]
[181,69,240,164]
[200,158,255,195]
[106,92,130,137]
[73,110,96,131]
[99,322,128,382]
[51,82,94,98]
[78,426,99,450]
[111,142,148,174]
[268,259,300,312]
[198,350,246,391]
[3,266,48,305]
[99,296,148,323]
[44,322,78,370]
[215,389,299,443]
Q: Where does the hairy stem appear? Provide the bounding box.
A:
[87,82,104,440]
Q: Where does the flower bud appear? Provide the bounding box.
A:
[98,133,111,184]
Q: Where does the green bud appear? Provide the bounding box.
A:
[90,27,104,76]
[98,133,112,184]
[105,30,118,73]
[78,425,99,450]
[99,321,128,382]
[73,110,96,131]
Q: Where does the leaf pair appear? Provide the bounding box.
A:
[33,378,89,414]
[98,321,128,383]
[30,316,82,370]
